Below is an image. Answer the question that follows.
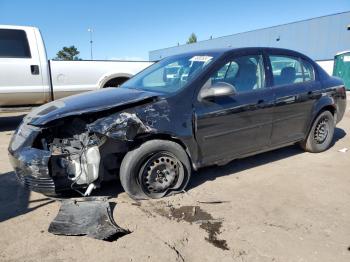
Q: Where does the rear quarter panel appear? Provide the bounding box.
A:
[308,76,346,134]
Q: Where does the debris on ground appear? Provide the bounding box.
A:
[156,205,229,250]
[338,148,348,153]
[197,200,230,204]
[48,197,129,241]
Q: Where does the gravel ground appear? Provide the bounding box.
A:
[0,102,349,262]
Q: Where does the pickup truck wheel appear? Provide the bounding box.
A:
[103,77,129,88]
[120,140,191,199]
[300,111,334,153]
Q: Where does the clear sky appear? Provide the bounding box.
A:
[0,0,349,60]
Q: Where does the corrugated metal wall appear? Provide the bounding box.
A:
[149,11,350,61]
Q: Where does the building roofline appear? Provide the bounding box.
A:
[149,10,350,54]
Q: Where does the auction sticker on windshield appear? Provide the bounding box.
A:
[189,56,213,62]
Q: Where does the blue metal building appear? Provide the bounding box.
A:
[149,11,350,64]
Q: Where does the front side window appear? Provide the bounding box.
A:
[0,29,31,58]
[269,55,315,86]
[122,53,218,94]
[209,54,265,93]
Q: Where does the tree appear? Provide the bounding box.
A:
[187,33,197,44]
[55,46,81,60]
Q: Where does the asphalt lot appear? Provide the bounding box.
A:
[0,102,349,262]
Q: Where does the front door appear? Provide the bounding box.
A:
[194,53,274,165]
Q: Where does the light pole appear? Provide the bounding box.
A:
[88,28,93,60]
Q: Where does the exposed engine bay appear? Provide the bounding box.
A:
[39,110,154,196]
[48,119,105,196]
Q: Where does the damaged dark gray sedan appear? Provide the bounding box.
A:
[9,47,347,199]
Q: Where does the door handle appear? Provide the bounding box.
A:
[30,65,40,75]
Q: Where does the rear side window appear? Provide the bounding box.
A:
[0,29,31,58]
[269,55,315,86]
[302,60,315,82]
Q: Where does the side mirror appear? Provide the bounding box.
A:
[199,81,236,100]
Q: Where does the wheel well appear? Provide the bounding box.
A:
[133,133,193,165]
[135,134,188,151]
[321,105,336,115]
[103,77,129,88]
[307,105,337,136]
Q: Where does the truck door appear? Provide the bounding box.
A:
[0,27,46,106]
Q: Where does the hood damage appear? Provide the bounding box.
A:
[88,112,154,141]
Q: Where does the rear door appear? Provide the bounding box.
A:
[267,52,320,146]
[0,27,46,106]
[194,52,274,164]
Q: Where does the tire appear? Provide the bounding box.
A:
[103,77,129,88]
[300,110,335,153]
[120,140,191,199]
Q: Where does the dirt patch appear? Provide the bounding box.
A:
[155,205,229,250]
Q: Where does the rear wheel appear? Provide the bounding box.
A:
[120,140,191,199]
[300,110,334,153]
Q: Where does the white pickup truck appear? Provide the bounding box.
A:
[0,25,153,107]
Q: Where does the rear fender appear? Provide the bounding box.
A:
[306,95,336,137]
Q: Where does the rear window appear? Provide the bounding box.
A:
[0,29,31,58]
[269,55,315,86]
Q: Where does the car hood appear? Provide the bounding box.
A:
[26,88,159,126]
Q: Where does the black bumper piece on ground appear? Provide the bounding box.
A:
[48,198,130,241]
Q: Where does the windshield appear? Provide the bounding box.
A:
[122,53,218,93]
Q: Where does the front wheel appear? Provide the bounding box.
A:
[299,111,335,153]
[120,140,191,199]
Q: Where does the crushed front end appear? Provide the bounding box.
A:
[8,117,102,195]
[8,124,55,195]
[8,109,153,196]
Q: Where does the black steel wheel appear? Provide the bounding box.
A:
[313,116,330,144]
[120,140,191,199]
[138,152,185,198]
[300,110,334,153]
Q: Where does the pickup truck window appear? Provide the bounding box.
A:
[0,29,31,58]
[122,53,218,94]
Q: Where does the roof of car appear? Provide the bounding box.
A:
[173,47,309,58]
